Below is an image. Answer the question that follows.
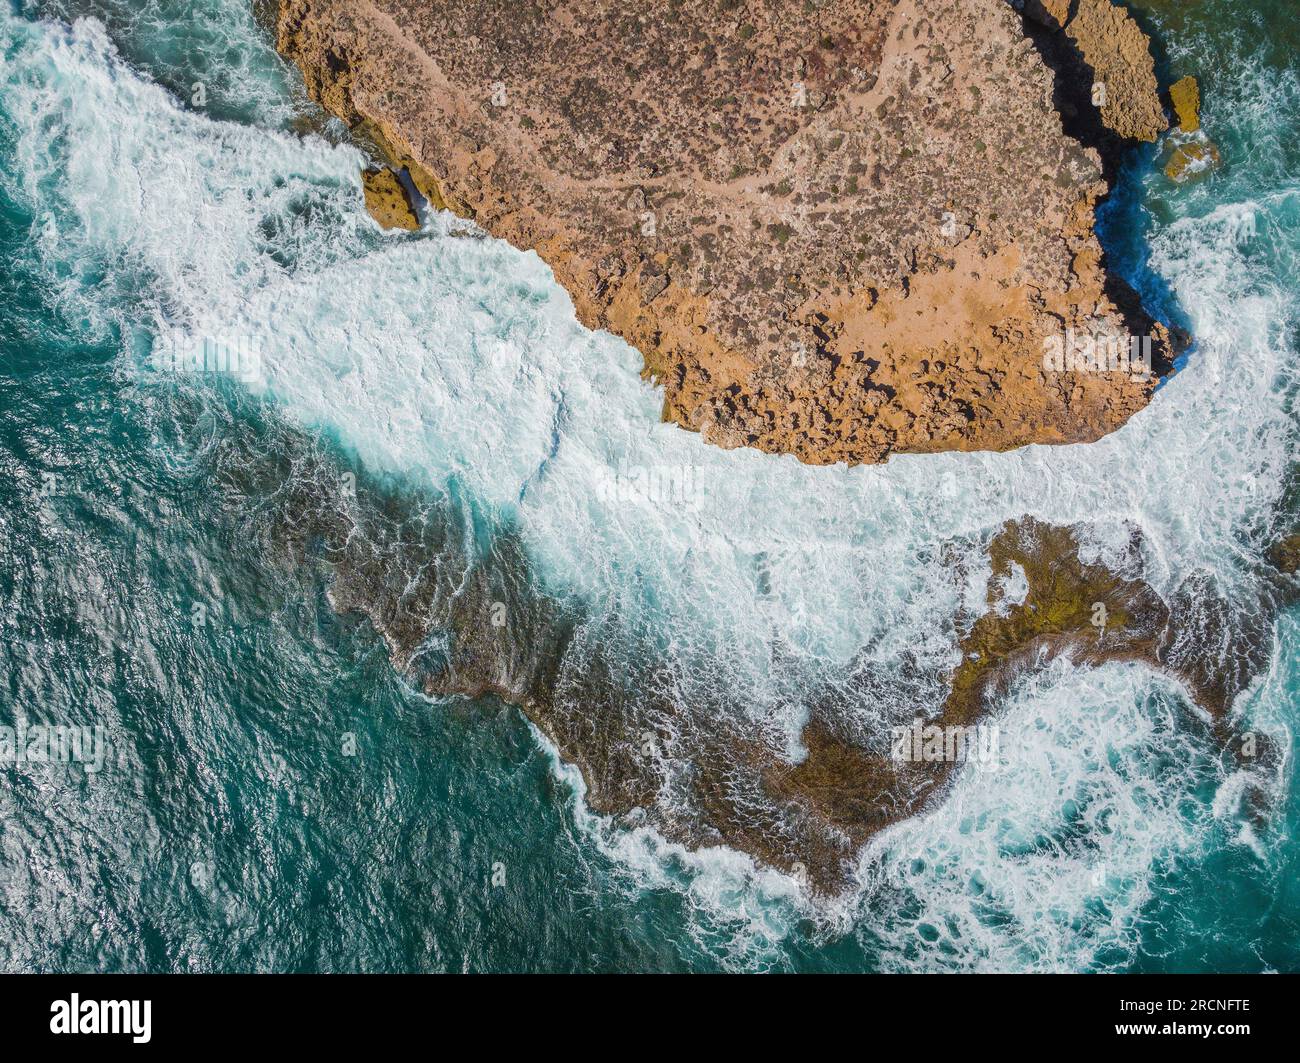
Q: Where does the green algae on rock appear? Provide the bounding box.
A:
[361,166,420,230]
[945,517,1170,727]
[948,517,1282,724]
[238,437,1278,893]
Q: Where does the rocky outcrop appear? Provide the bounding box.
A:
[243,432,1278,893]
[1268,534,1300,576]
[277,0,1181,466]
[361,166,419,230]
[1163,74,1221,182]
[947,518,1274,723]
[1026,0,1168,143]
[1165,135,1221,183]
[252,1,1286,896]
[1169,75,1201,132]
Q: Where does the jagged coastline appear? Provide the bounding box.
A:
[243,432,1292,894]
[262,1,1292,894]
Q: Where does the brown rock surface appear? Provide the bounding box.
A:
[1163,74,1221,183]
[1165,139,1221,182]
[1268,534,1300,576]
[1169,74,1201,132]
[245,437,1276,893]
[277,0,1180,466]
[1029,0,1169,143]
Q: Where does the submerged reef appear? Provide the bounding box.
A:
[211,414,1286,893]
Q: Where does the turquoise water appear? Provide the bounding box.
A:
[0,0,1296,972]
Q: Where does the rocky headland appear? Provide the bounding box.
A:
[277,0,1186,466]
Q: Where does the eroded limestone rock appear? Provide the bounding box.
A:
[278,0,1182,466]
[235,421,1280,893]
[1164,74,1221,183]
[1165,139,1221,182]
[1041,0,1169,142]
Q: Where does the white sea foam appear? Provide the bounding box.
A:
[528,720,817,971]
[858,661,1227,972]
[3,8,1296,969]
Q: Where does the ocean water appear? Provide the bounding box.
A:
[0,0,1296,972]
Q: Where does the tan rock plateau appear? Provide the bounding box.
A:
[278,0,1182,466]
